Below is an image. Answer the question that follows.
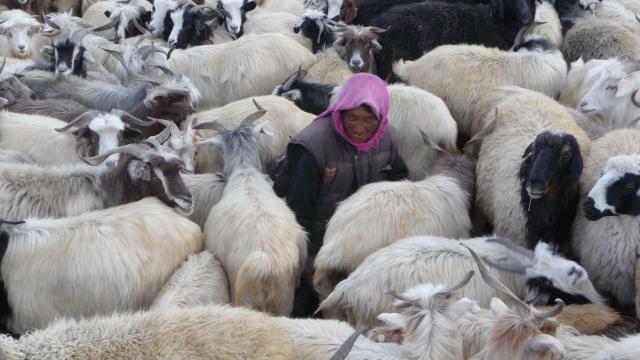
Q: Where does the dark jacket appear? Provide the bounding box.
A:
[273,117,408,255]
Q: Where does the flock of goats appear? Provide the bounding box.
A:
[0,0,638,358]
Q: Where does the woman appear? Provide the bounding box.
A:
[273,73,408,316]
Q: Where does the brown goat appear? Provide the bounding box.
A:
[333,23,384,73]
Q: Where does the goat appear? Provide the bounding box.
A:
[318,236,602,329]
[332,23,384,73]
[216,0,258,39]
[0,109,151,166]
[556,326,640,360]
[164,33,316,110]
[293,9,336,53]
[562,18,640,62]
[368,0,535,79]
[578,67,640,130]
[166,2,223,49]
[199,100,307,316]
[82,0,152,43]
[313,140,475,303]
[0,197,202,334]
[273,72,459,179]
[0,0,52,14]
[0,141,194,219]
[474,86,590,256]
[394,0,566,138]
[572,129,640,313]
[0,9,43,60]
[150,250,230,311]
[559,57,625,108]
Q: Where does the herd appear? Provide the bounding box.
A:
[0,0,638,359]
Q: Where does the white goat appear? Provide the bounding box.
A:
[314,147,475,302]
[556,326,640,360]
[559,57,624,108]
[0,197,202,334]
[200,101,307,316]
[562,17,640,63]
[0,10,43,60]
[319,236,602,329]
[304,48,354,85]
[572,129,640,313]
[150,250,230,311]
[166,33,316,110]
[393,0,566,137]
[193,95,314,174]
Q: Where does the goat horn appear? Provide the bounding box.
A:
[55,111,100,132]
[145,64,175,77]
[0,57,5,76]
[92,15,120,33]
[463,114,497,155]
[240,99,267,126]
[384,289,413,302]
[132,18,148,35]
[101,47,161,86]
[463,244,531,313]
[486,237,535,260]
[631,89,640,108]
[443,270,475,294]
[196,4,225,18]
[419,129,447,154]
[192,120,227,132]
[482,258,527,274]
[329,330,361,360]
[367,26,387,34]
[145,123,173,146]
[42,14,60,30]
[111,109,155,127]
[82,143,153,166]
[316,18,325,44]
[532,298,565,322]
[137,43,170,60]
[281,67,302,91]
[0,219,25,226]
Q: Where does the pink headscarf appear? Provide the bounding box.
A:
[316,73,389,153]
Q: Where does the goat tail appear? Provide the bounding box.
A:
[234,251,274,312]
[391,60,411,82]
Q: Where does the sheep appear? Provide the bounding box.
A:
[393,1,566,138]
[0,141,194,219]
[0,110,152,166]
[200,101,307,316]
[82,0,152,43]
[562,18,640,62]
[368,0,535,79]
[313,141,475,302]
[0,197,203,334]
[318,236,602,329]
[0,10,43,60]
[578,66,640,130]
[273,73,459,179]
[164,33,316,110]
[193,95,314,174]
[150,250,230,311]
[474,86,590,256]
[571,129,640,312]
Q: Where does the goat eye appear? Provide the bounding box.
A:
[606,85,618,91]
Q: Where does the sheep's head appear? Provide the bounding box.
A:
[55,110,155,168]
[217,0,257,39]
[294,10,335,53]
[0,10,42,59]
[579,69,640,128]
[519,131,583,201]
[479,238,604,306]
[194,99,271,176]
[464,245,565,360]
[40,27,95,77]
[584,155,640,220]
[333,23,384,73]
[83,142,194,215]
[167,3,222,49]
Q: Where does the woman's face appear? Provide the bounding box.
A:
[342,105,380,143]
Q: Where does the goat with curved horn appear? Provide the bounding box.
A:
[486,237,535,259]
[92,16,120,33]
[82,143,154,166]
[101,47,161,86]
[192,119,227,132]
[110,109,155,127]
[54,111,101,132]
[239,99,267,126]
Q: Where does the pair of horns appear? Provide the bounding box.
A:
[192,98,267,131]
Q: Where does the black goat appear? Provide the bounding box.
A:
[272,69,334,115]
[293,10,336,53]
[370,0,535,79]
[518,131,583,257]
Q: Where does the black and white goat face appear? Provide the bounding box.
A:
[333,25,384,73]
[103,3,152,43]
[293,10,334,53]
[218,0,257,39]
[167,4,219,49]
[149,0,178,35]
[41,30,95,78]
[519,131,583,200]
[584,155,640,220]
[0,10,42,59]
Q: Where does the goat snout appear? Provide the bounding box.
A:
[105,160,117,170]
[526,181,548,200]
[580,101,596,113]
[56,64,70,74]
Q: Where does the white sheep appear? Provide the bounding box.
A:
[0,197,202,334]
[193,95,314,174]
[0,10,43,60]
[474,86,590,254]
[166,33,316,110]
[571,129,640,312]
[200,102,307,316]
[150,250,230,311]
[318,235,602,329]
[393,0,566,137]
[313,147,475,302]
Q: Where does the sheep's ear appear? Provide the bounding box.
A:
[489,297,509,317]
[253,121,274,137]
[40,46,55,57]
[616,77,636,98]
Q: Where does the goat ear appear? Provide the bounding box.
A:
[616,78,635,98]
[253,121,274,137]
[40,46,55,57]
[522,334,564,359]
[489,297,509,317]
[243,0,257,12]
